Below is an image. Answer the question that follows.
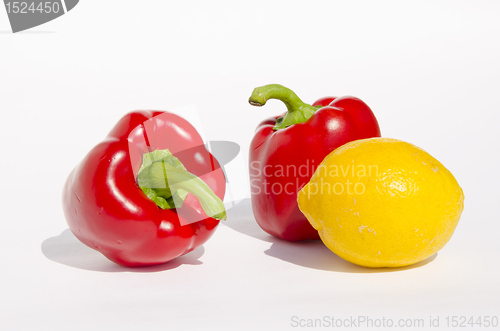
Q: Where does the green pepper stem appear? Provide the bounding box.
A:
[164,164,226,221]
[248,84,318,130]
[137,150,226,221]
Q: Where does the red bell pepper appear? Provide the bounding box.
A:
[62,111,226,267]
[249,84,381,241]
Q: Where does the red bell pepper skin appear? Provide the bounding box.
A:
[249,84,381,241]
[62,111,226,267]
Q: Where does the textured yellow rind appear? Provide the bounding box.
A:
[297,138,464,268]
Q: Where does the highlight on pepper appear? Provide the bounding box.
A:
[62,110,227,267]
[248,84,381,242]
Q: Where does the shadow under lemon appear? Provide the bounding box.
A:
[224,198,437,273]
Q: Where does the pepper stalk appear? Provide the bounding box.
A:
[137,149,226,221]
[249,84,321,130]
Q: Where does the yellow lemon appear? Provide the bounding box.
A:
[297,138,464,268]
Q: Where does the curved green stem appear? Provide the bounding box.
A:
[137,149,226,221]
[248,84,318,130]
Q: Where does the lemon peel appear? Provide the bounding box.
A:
[297,138,464,268]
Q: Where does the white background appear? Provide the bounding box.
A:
[1,1,499,330]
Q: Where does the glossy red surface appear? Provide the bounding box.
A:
[62,111,226,267]
[249,96,381,241]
